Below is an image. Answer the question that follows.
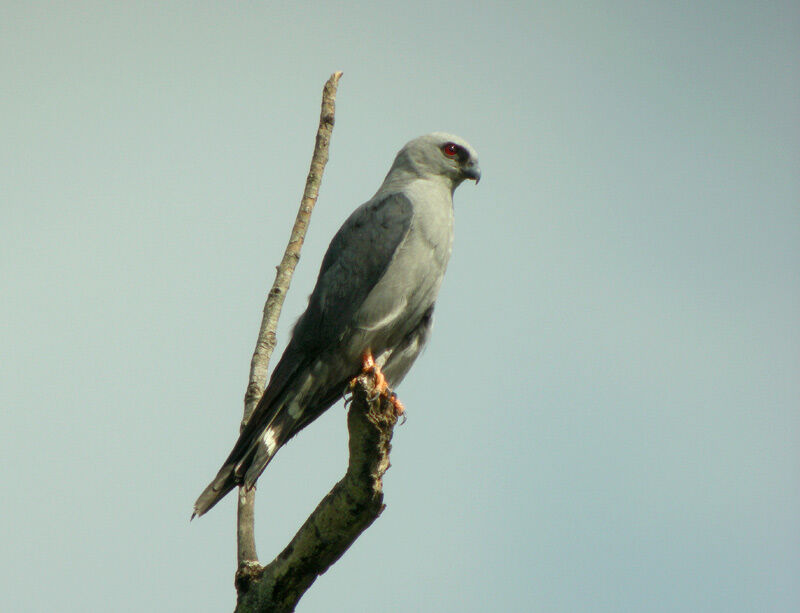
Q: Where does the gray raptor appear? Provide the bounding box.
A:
[193,132,480,517]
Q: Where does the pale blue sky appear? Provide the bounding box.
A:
[1,2,798,612]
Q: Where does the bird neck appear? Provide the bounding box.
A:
[377,168,456,197]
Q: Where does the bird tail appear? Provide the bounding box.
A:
[191,352,309,519]
[191,355,347,519]
[192,420,286,519]
[192,463,239,519]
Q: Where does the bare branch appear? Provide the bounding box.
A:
[238,71,343,566]
[234,375,399,613]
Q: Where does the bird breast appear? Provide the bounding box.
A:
[353,179,454,349]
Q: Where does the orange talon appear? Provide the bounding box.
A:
[359,350,387,393]
[372,367,387,394]
[389,393,405,416]
[350,349,404,415]
[350,350,376,388]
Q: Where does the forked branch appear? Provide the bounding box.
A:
[234,375,399,613]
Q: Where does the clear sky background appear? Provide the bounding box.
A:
[2,2,798,612]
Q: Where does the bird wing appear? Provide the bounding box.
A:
[193,192,413,516]
[292,191,415,353]
[241,191,414,443]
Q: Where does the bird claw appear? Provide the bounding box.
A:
[388,391,405,416]
[350,350,386,389]
[362,351,388,393]
[350,350,406,418]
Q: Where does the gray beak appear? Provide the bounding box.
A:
[463,164,481,184]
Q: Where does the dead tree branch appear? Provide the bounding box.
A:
[234,375,399,613]
[238,71,343,566]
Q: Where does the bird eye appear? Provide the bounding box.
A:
[442,143,459,158]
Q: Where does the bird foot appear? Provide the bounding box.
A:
[363,351,387,392]
[349,350,405,417]
[350,350,387,392]
[388,391,406,416]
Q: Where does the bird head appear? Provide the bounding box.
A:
[392,132,481,188]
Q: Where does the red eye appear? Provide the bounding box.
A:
[443,143,459,157]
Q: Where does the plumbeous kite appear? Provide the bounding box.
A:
[193,132,480,517]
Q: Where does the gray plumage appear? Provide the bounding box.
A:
[193,132,480,517]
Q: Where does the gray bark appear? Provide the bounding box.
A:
[234,375,399,613]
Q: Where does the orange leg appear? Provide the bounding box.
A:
[350,350,405,416]
[360,350,387,393]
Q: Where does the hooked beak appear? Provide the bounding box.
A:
[463,163,481,184]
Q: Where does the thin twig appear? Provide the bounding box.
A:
[234,376,399,613]
[237,71,343,567]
